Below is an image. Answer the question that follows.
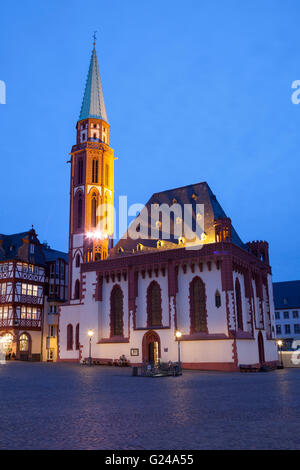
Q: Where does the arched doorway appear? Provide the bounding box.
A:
[257,331,265,364]
[142,330,161,364]
[0,333,13,360]
[19,333,31,361]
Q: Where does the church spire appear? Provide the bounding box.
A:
[79,42,108,123]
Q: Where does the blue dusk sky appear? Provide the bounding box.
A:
[0,0,299,281]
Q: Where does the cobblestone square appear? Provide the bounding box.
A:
[0,363,299,450]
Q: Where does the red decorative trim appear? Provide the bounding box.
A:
[97,337,129,344]
[180,333,229,341]
[181,362,239,371]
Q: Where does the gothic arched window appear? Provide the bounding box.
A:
[75,323,80,350]
[189,276,207,334]
[92,159,98,183]
[74,280,80,300]
[75,254,80,268]
[215,290,221,308]
[235,278,243,330]
[91,193,97,228]
[19,333,29,352]
[67,324,73,350]
[147,281,162,327]
[110,285,124,337]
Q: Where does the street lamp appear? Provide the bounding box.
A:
[175,330,182,372]
[277,339,284,368]
[87,329,94,366]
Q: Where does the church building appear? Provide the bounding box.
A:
[58,42,279,371]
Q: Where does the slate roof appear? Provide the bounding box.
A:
[0,229,68,266]
[79,46,108,122]
[42,245,68,263]
[110,181,246,257]
[273,281,300,309]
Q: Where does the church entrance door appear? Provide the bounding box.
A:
[142,330,161,364]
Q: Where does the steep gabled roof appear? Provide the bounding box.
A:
[0,229,45,265]
[110,181,246,257]
[273,281,300,309]
[79,46,108,122]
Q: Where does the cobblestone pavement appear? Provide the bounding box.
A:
[0,362,299,450]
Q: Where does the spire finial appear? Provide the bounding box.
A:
[93,31,97,47]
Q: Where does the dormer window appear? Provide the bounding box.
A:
[30,244,35,254]
[157,240,164,248]
[82,133,86,141]
[172,198,177,204]
[136,243,143,252]
[118,247,124,254]
[178,237,185,245]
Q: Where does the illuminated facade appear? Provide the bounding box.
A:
[58,44,279,370]
[0,229,68,361]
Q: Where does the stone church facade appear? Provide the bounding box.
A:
[58,42,279,371]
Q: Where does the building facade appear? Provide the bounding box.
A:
[0,229,68,361]
[273,281,300,350]
[58,44,279,371]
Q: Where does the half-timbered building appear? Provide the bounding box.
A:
[0,229,68,361]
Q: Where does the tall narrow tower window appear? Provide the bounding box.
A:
[92,159,98,183]
[91,193,97,228]
[77,195,83,229]
[105,164,109,187]
[77,158,83,184]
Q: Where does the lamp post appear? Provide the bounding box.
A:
[88,329,94,366]
[175,330,182,372]
[277,339,284,368]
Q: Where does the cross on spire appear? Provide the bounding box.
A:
[93,31,97,47]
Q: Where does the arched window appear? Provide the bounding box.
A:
[75,253,80,268]
[67,324,73,350]
[92,159,98,183]
[75,323,80,350]
[235,278,243,330]
[147,281,162,327]
[19,333,29,352]
[74,280,80,300]
[91,193,97,228]
[189,276,207,334]
[215,290,221,308]
[110,285,124,337]
[77,195,83,229]
[77,158,83,184]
